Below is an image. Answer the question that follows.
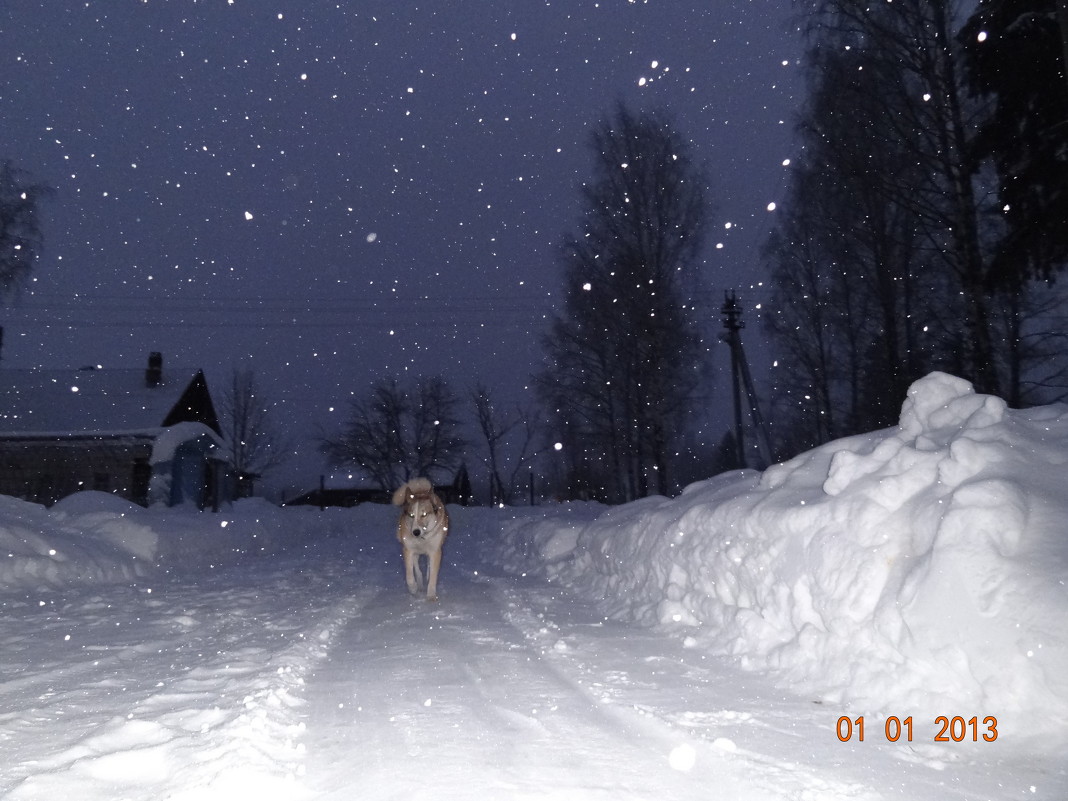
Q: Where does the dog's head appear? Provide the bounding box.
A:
[392,477,446,538]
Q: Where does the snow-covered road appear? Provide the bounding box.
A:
[3,521,1053,801]
[299,557,865,801]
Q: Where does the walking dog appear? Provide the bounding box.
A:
[392,477,450,601]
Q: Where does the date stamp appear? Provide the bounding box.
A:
[836,715,998,743]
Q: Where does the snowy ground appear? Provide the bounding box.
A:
[3,514,1057,801]
[1,373,1066,799]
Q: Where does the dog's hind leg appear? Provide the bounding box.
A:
[426,549,442,602]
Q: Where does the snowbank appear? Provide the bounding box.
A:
[483,373,1068,745]
[0,492,351,591]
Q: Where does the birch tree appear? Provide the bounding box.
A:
[538,105,710,501]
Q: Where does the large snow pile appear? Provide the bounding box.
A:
[485,372,1068,745]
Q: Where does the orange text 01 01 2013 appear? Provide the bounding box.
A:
[835,715,998,743]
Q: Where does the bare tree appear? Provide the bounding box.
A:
[538,105,711,502]
[322,378,406,491]
[321,375,466,490]
[763,0,1068,457]
[218,366,290,490]
[795,0,1002,393]
[763,38,949,446]
[470,382,541,504]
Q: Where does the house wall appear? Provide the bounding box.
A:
[0,438,155,506]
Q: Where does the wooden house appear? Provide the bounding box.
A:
[0,353,232,508]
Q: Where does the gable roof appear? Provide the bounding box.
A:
[0,364,218,436]
[161,370,221,433]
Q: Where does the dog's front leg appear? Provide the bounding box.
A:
[412,554,424,591]
[403,548,420,595]
[425,548,442,602]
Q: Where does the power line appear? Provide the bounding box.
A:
[3,316,548,331]
[17,289,554,308]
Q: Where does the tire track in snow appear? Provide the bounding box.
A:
[490,578,1051,801]
[299,562,883,801]
[489,578,885,801]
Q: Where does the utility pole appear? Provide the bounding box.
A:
[721,293,747,468]
[720,291,773,469]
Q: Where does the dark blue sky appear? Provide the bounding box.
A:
[0,0,801,491]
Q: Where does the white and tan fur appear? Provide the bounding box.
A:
[392,477,450,601]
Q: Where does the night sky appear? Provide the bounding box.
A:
[0,1,801,491]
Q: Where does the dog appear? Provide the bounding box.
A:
[392,477,450,601]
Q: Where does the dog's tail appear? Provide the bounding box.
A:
[392,477,434,505]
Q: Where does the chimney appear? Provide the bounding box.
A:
[146,352,163,388]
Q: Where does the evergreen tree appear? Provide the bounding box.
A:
[961,0,1068,282]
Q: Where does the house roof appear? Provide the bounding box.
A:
[0,365,207,436]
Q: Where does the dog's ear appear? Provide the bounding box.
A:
[391,484,409,507]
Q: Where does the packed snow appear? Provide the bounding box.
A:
[1,372,1065,799]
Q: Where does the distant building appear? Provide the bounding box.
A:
[285,464,475,509]
[0,353,232,508]
[283,485,390,509]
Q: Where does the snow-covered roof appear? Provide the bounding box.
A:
[149,421,225,465]
[0,365,203,436]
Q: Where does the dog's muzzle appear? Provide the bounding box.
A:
[412,529,422,538]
